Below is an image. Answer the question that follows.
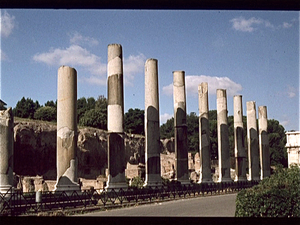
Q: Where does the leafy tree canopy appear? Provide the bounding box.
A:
[124,108,144,135]
[13,97,40,119]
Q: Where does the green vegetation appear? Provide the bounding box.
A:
[124,108,144,135]
[235,165,300,217]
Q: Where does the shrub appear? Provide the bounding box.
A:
[130,176,144,189]
[34,106,56,122]
[235,165,300,217]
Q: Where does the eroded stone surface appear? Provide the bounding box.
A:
[217,89,232,183]
[233,95,247,181]
[0,108,14,193]
[198,83,213,183]
[246,101,260,181]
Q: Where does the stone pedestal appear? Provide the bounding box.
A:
[144,59,162,187]
[217,89,232,182]
[173,71,190,185]
[258,106,270,179]
[246,101,260,181]
[55,66,80,192]
[198,83,213,184]
[105,44,127,190]
[233,95,247,181]
[0,108,14,193]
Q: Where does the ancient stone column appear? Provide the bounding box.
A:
[173,71,190,185]
[0,108,14,193]
[144,58,162,187]
[55,66,80,192]
[198,82,213,183]
[106,44,127,190]
[258,106,270,179]
[246,101,260,181]
[233,95,247,181]
[217,89,232,182]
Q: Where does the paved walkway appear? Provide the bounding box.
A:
[76,193,237,217]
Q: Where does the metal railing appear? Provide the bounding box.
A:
[0,180,259,216]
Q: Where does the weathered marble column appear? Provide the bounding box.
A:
[173,71,190,185]
[233,95,247,181]
[55,66,80,192]
[198,82,213,183]
[105,44,127,190]
[217,89,232,182]
[246,101,260,181]
[0,108,14,193]
[258,106,270,179]
[144,59,162,187]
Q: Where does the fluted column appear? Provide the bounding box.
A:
[217,89,232,182]
[173,71,189,185]
[198,82,212,183]
[233,95,247,181]
[144,58,162,187]
[105,44,127,190]
[246,101,260,181]
[258,106,270,179]
[0,108,14,193]
[55,66,80,192]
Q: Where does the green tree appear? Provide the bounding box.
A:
[77,97,97,123]
[34,106,57,122]
[13,97,40,119]
[78,96,107,130]
[79,108,107,129]
[160,117,174,139]
[124,108,144,135]
[44,100,57,108]
[268,119,287,167]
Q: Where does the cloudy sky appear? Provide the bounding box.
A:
[0,10,299,131]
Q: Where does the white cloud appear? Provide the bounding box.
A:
[163,75,242,97]
[123,53,146,86]
[160,113,173,124]
[33,44,105,75]
[282,22,293,29]
[69,31,99,47]
[286,85,297,98]
[230,16,274,32]
[0,10,15,37]
[33,41,146,86]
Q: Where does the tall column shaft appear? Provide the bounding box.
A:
[55,66,80,191]
[144,59,162,187]
[173,71,189,185]
[233,95,247,181]
[217,89,232,182]
[198,82,212,183]
[0,108,14,193]
[246,101,260,181]
[259,106,270,179]
[106,44,127,190]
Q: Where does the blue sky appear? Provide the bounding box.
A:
[0,10,299,131]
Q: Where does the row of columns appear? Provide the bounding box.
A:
[0,43,271,193]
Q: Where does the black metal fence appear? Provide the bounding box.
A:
[0,180,259,216]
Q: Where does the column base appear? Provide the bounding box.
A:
[235,177,248,182]
[218,178,233,183]
[143,181,163,188]
[105,182,128,191]
[176,179,191,186]
[54,176,81,192]
[197,180,214,184]
[0,185,13,194]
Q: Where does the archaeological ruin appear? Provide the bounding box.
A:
[0,42,279,194]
